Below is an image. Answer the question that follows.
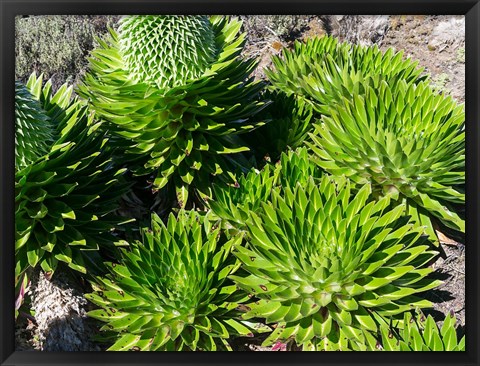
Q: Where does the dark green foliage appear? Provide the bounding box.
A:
[15,74,131,281]
[243,92,315,163]
[15,82,53,169]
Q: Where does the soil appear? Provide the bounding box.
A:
[381,15,465,103]
[15,14,466,351]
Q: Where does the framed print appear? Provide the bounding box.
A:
[1,1,479,366]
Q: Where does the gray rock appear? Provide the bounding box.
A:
[428,17,465,50]
[30,270,100,351]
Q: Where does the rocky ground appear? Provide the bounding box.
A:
[15,15,466,352]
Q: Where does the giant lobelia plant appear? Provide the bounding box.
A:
[15,74,131,282]
[86,210,257,351]
[250,37,428,172]
[307,79,465,242]
[231,176,441,350]
[15,81,53,169]
[78,15,268,208]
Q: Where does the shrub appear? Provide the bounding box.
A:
[15,15,119,91]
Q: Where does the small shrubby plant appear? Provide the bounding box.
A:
[15,15,118,90]
[240,15,312,43]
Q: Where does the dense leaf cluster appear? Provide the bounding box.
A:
[15,15,465,351]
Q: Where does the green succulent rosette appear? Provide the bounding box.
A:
[209,147,322,230]
[267,36,427,118]
[119,15,217,89]
[231,176,441,350]
[373,310,465,351]
[86,210,256,351]
[307,79,465,242]
[15,74,131,281]
[78,15,268,208]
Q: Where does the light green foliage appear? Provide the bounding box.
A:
[209,147,322,229]
[260,37,429,170]
[456,47,465,64]
[275,147,324,189]
[209,163,280,230]
[15,82,53,169]
[119,16,217,89]
[15,15,118,90]
[78,15,268,208]
[267,36,427,118]
[15,74,131,281]
[86,211,255,351]
[374,310,465,351]
[307,79,465,240]
[231,177,441,350]
[431,73,451,95]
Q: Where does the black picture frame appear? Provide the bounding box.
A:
[1,1,478,365]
